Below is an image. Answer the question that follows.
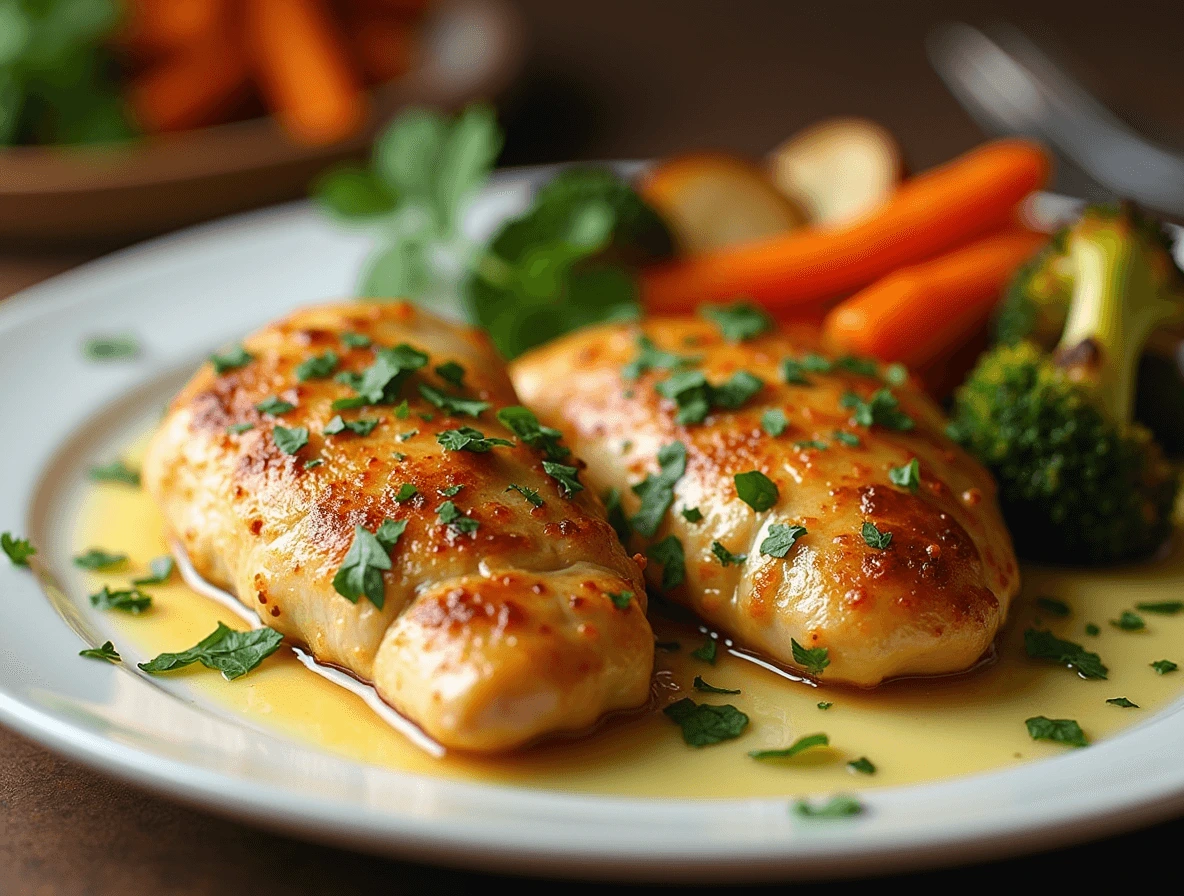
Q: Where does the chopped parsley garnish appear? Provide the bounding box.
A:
[139,623,284,681]
[341,331,371,348]
[734,470,778,512]
[693,675,739,694]
[395,400,410,419]
[418,411,434,422]
[655,370,764,424]
[418,383,489,418]
[84,334,139,361]
[761,408,788,437]
[630,441,687,536]
[832,430,861,447]
[680,506,703,523]
[860,521,892,549]
[702,301,773,342]
[711,542,746,567]
[1110,611,1145,631]
[542,460,583,497]
[496,406,570,461]
[440,485,464,497]
[817,702,833,710]
[295,351,339,381]
[712,371,765,409]
[847,757,877,775]
[89,460,140,486]
[332,520,405,608]
[436,427,513,453]
[1025,716,1087,748]
[801,353,832,372]
[393,452,407,461]
[1107,697,1139,708]
[884,363,908,386]
[1085,623,1100,636]
[209,345,253,374]
[1024,629,1108,679]
[132,556,175,586]
[90,586,151,614]
[794,439,828,451]
[606,590,633,610]
[437,501,479,535]
[333,344,428,408]
[792,796,863,819]
[749,732,829,761]
[324,415,380,436]
[888,458,921,492]
[80,641,121,663]
[760,523,807,558]
[503,483,543,508]
[73,549,127,571]
[1,532,35,566]
[1137,601,1184,615]
[646,536,685,590]
[273,426,309,455]
[622,335,700,380]
[394,484,418,501]
[834,355,879,377]
[792,639,830,676]
[397,429,419,441]
[1152,659,1178,674]
[1036,597,1071,617]
[663,697,749,746]
[255,396,295,415]
[304,458,324,469]
[434,361,466,387]
[842,388,914,431]
[780,358,811,385]
[604,489,632,544]
[691,638,718,664]
[227,422,254,434]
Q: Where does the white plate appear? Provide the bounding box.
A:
[0,171,1179,883]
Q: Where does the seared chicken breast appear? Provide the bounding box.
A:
[512,317,1019,686]
[144,302,652,752]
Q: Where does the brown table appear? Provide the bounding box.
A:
[4,1,1183,891]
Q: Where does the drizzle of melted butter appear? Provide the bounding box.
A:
[74,462,1184,799]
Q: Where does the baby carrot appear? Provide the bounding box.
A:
[822,229,1049,369]
[128,32,249,133]
[119,0,226,56]
[244,0,367,145]
[641,139,1051,312]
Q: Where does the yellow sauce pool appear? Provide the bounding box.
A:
[72,447,1184,799]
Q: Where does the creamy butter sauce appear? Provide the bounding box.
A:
[74,447,1184,799]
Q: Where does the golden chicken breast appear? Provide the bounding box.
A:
[511,315,1020,686]
[144,302,653,752]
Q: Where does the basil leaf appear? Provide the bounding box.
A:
[139,623,284,681]
[312,165,397,219]
[780,358,811,385]
[341,332,372,348]
[1025,716,1088,748]
[1110,611,1145,631]
[1136,601,1184,615]
[227,423,254,434]
[663,698,749,746]
[832,430,861,447]
[794,440,828,451]
[734,470,778,512]
[394,484,418,501]
[1152,659,1178,674]
[1035,597,1071,617]
[680,506,703,523]
[833,355,879,377]
[843,388,914,431]
[324,415,380,436]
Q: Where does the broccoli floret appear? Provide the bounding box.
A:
[952,205,1182,564]
[994,228,1073,348]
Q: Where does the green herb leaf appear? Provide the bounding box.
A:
[90,586,151,614]
[884,363,908,386]
[89,460,140,486]
[436,427,513,453]
[801,354,833,372]
[1136,601,1184,615]
[604,488,632,544]
[817,702,833,710]
[646,535,685,590]
[734,470,778,512]
[1,532,35,566]
[749,732,829,761]
[832,430,861,447]
[397,429,419,442]
[256,396,295,416]
[622,335,700,380]
[663,697,749,746]
[436,500,479,535]
[848,757,876,775]
[691,638,718,664]
[339,344,429,407]
[139,623,284,681]
[711,371,765,410]
[760,523,807,558]
[84,334,139,361]
[793,796,863,819]
[495,406,570,461]
[1036,597,1071,617]
[273,426,309,455]
[440,485,464,497]
[209,345,253,374]
[630,441,687,536]
[1024,629,1108,679]
[394,484,418,501]
[1106,697,1139,708]
[693,675,739,694]
[761,408,788,437]
[655,370,713,424]
[1110,611,1145,631]
[313,165,397,219]
[332,522,400,608]
[794,439,828,451]
[702,301,773,342]
[434,361,466,387]
[680,506,703,523]
[711,541,747,567]
[227,423,254,434]
[296,351,339,381]
[341,331,372,348]
[542,460,584,497]
[324,415,381,436]
[80,641,121,663]
[1025,716,1087,748]
[73,548,127,571]
[1085,623,1100,636]
[843,388,914,431]
[503,483,543,508]
[888,458,921,492]
[834,355,879,377]
[418,383,489,418]
[304,458,324,469]
[792,638,830,676]
[132,556,175,586]
[606,590,633,610]
[1152,659,1178,674]
[780,358,811,385]
[861,521,892,549]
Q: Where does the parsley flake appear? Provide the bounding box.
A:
[73,549,127,571]
[693,675,739,694]
[761,408,788,437]
[702,301,773,342]
[734,470,778,512]
[1024,629,1108,679]
[496,406,570,461]
[1085,623,1100,636]
[395,400,410,419]
[793,796,863,819]
[324,415,380,436]
[434,361,466,387]
[843,388,914,431]
[792,638,829,676]
[1026,716,1087,748]
[1,532,35,566]
[418,383,489,418]
[295,351,339,381]
[834,355,879,377]
[1107,697,1139,708]
[90,460,140,486]
[133,556,175,586]
[656,370,763,424]
[506,483,543,508]
[209,345,253,374]
[332,520,404,608]
[832,430,861,447]
[630,441,687,536]
[749,732,829,761]
[227,422,254,434]
[663,697,749,746]
[691,638,718,664]
[139,623,284,681]
[80,641,121,663]
[90,586,151,614]
[436,427,513,453]
[436,501,479,535]
[861,521,892,549]
[341,331,371,348]
[1036,597,1071,617]
[888,458,921,492]
[711,541,746,567]
[646,536,685,590]
[334,344,428,408]
[681,506,703,523]
[397,429,418,442]
[440,485,464,497]
[304,458,323,469]
[760,523,807,558]
[542,460,584,497]
[256,396,295,416]
[606,590,633,610]
[622,335,700,380]
[801,354,832,373]
[780,358,811,385]
[1152,659,1178,674]
[817,701,833,710]
[1110,611,1145,631]
[794,439,828,451]
[1136,601,1184,615]
[273,426,309,455]
[84,334,139,361]
[395,484,418,501]
[848,757,876,775]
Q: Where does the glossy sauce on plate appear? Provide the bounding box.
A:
[73,446,1184,799]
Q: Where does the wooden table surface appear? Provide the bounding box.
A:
[4,1,1184,892]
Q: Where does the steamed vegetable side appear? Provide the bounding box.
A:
[949,205,1182,564]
